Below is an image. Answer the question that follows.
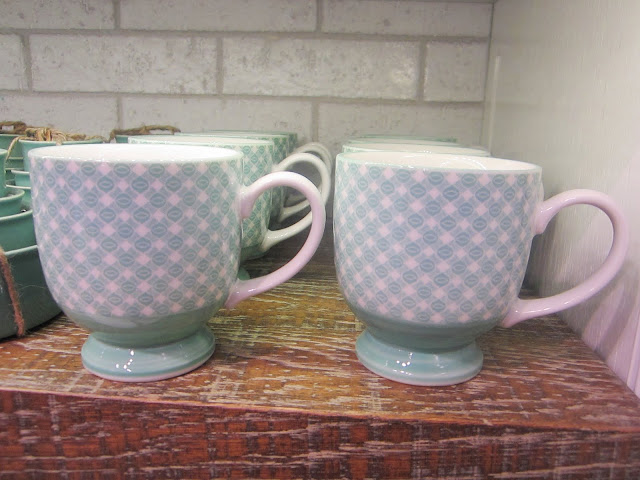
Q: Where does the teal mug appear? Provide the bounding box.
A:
[29,143,326,381]
[334,151,628,386]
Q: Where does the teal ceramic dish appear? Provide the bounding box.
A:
[0,186,25,218]
[10,185,31,208]
[20,138,104,171]
[10,169,30,187]
[0,148,7,197]
[0,134,23,163]
[0,244,61,339]
[0,207,36,250]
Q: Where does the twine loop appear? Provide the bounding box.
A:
[0,121,28,135]
[0,246,25,337]
[3,126,106,160]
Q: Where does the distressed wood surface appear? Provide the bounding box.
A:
[2,226,640,479]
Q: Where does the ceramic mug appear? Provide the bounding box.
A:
[128,135,331,261]
[29,144,326,382]
[178,131,332,217]
[334,151,628,386]
[342,142,490,157]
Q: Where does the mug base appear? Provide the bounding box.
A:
[81,325,215,382]
[355,330,483,386]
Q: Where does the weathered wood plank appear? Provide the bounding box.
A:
[1,226,640,478]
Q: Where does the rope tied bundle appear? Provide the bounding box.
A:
[4,127,106,160]
[108,124,181,142]
[0,246,25,337]
[0,121,28,135]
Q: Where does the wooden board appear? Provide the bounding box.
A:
[1,227,640,479]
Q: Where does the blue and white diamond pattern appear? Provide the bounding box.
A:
[213,143,273,249]
[31,157,242,319]
[334,159,542,325]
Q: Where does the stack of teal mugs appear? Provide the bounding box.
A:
[0,145,60,339]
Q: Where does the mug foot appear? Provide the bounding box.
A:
[355,330,483,386]
[81,326,215,382]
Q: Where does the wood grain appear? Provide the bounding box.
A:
[1,226,640,478]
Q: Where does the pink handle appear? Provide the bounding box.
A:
[224,171,326,308]
[501,189,629,327]
[277,152,331,222]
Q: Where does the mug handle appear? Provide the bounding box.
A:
[224,171,326,308]
[284,142,333,206]
[292,141,333,173]
[501,189,629,327]
[277,152,331,222]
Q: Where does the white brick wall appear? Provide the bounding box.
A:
[0,0,492,156]
[0,35,26,90]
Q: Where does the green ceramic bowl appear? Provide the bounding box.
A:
[10,185,31,208]
[0,244,61,339]
[20,138,104,171]
[0,134,23,162]
[0,186,25,218]
[0,148,7,197]
[0,207,36,250]
[10,169,30,187]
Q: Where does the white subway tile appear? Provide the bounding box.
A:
[318,102,484,155]
[31,35,218,94]
[121,0,316,32]
[0,94,118,138]
[424,41,489,102]
[223,37,419,99]
[322,0,492,37]
[0,35,26,90]
[0,0,114,29]
[121,96,313,142]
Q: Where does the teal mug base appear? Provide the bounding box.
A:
[81,325,215,382]
[237,266,250,281]
[355,330,483,386]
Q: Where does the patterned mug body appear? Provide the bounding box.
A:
[30,144,327,382]
[334,151,627,385]
[131,134,330,261]
[129,135,275,259]
[178,130,331,222]
[177,131,292,219]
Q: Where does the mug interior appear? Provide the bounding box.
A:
[339,151,540,173]
[28,143,242,164]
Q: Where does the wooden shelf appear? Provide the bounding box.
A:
[2,226,640,478]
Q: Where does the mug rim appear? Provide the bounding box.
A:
[347,137,460,146]
[27,143,243,164]
[337,151,541,173]
[182,130,291,139]
[129,134,273,148]
[343,142,489,156]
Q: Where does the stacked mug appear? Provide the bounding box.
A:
[333,134,629,385]
[128,133,332,263]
